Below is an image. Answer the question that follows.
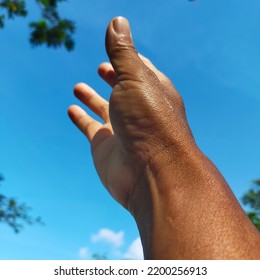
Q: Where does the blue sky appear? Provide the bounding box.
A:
[0,0,259,259]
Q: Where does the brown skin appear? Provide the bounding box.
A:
[68,17,260,259]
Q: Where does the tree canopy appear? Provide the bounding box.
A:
[0,174,42,233]
[0,0,196,51]
[0,0,75,51]
[242,179,260,231]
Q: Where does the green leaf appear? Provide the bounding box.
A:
[1,0,75,51]
[242,179,260,231]
[0,14,5,28]
[0,0,27,19]
[9,199,16,207]
[253,179,260,186]
[64,37,74,51]
[0,174,43,233]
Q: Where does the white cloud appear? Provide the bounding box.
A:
[123,237,143,260]
[79,247,89,259]
[91,228,124,248]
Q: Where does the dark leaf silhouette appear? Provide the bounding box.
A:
[0,0,75,51]
[0,174,43,233]
[242,180,260,231]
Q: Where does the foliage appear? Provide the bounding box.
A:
[0,174,43,233]
[242,179,260,231]
[0,0,27,21]
[0,0,75,51]
[0,0,196,51]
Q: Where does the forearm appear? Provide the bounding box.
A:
[71,16,260,260]
[131,145,260,259]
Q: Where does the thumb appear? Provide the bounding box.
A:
[106,17,143,81]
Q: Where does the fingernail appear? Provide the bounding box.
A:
[112,16,131,36]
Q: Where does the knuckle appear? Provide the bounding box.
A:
[79,116,94,135]
[99,104,109,120]
[111,38,136,54]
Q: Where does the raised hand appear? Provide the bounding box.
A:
[68,17,260,259]
[68,17,194,211]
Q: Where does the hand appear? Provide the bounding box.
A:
[68,17,260,259]
[68,17,195,211]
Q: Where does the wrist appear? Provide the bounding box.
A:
[128,142,205,258]
[129,143,260,259]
